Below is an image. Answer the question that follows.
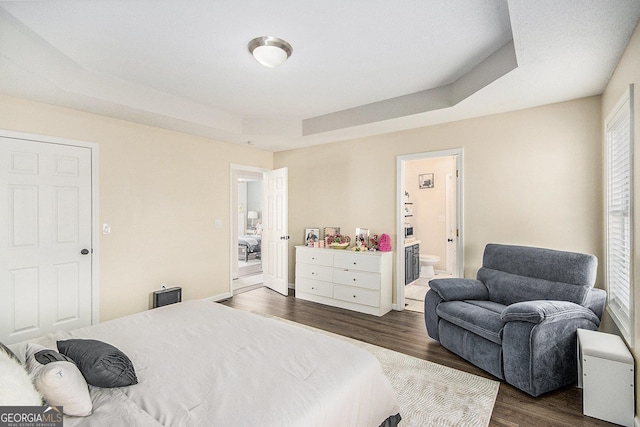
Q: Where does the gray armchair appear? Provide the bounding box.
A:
[424,243,606,396]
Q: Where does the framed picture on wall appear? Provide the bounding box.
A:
[419,173,434,189]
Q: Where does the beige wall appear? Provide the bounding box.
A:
[0,89,605,323]
[275,96,603,303]
[601,19,640,417]
[0,94,272,321]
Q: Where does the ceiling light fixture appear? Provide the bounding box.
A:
[248,36,293,68]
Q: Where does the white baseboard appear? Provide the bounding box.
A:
[204,292,232,302]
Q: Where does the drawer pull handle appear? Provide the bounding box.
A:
[353,295,357,298]
[353,262,357,265]
[311,287,315,290]
[353,278,357,282]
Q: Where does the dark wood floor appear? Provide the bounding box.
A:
[220,286,616,427]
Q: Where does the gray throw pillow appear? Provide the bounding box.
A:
[57,339,138,388]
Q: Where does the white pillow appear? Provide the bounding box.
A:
[26,343,92,417]
[0,344,42,406]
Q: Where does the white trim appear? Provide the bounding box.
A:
[203,292,233,302]
[0,129,100,324]
[395,148,464,310]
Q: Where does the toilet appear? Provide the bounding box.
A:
[419,254,440,279]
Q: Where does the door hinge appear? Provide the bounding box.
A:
[456,229,459,237]
[456,170,459,178]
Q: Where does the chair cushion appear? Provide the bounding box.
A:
[482,243,597,286]
[478,267,591,306]
[436,300,506,345]
[501,300,601,325]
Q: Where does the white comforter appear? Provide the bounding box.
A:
[12,300,400,426]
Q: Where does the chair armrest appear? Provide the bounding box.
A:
[428,278,489,301]
[501,300,600,325]
[584,288,606,319]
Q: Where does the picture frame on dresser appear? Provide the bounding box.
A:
[355,228,369,248]
[323,227,340,237]
[305,228,319,245]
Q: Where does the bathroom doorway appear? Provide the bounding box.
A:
[396,149,464,311]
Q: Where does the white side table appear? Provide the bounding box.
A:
[577,328,634,427]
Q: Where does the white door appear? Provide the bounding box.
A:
[262,168,288,296]
[445,172,457,276]
[0,138,93,344]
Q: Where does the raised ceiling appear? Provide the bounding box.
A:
[0,1,639,151]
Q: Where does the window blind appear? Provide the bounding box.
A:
[605,86,633,343]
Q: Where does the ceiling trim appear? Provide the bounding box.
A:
[303,40,518,136]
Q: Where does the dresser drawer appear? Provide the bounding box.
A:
[296,248,333,266]
[295,263,333,282]
[296,278,333,298]
[333,269,380,290]
[334,285,380,308]
[333,252,381,273]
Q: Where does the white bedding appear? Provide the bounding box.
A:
[11,300,400,426]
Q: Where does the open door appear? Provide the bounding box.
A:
[445,172,457,275]
[262,168,288,296]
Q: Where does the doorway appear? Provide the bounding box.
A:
[231,165,265,293]
[396,149,463,312]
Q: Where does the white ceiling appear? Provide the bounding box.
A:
[0,0,639,152]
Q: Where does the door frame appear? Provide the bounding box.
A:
[229,164,268,295]
[0,128,100,324]
[395,148,464,310]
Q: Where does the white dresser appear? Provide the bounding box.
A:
[295,246,393,316]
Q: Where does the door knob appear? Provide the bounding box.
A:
[81,249,90,255]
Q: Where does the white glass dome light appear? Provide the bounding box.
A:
[248,36,293,68]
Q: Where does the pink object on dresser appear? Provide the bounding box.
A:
[378,233,391,252]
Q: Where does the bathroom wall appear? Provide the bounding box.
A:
[247,181,262,227]
[405,156,456,271]
[238,181,248,235]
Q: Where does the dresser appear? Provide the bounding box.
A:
[295,246,393,316]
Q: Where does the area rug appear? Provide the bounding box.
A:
[271,316,500,427]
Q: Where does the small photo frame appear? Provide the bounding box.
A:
[323,227,340,237]
[419,173,434,189]
[305,228,319,245]
[355,228,369,247]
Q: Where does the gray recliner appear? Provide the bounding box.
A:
[424,243,606,397]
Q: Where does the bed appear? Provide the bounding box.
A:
[7,300,401,426]
[238,235,261,261]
